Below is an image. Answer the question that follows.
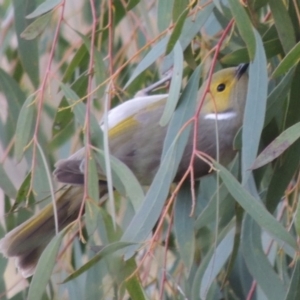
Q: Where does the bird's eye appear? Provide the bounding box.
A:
[217,83,226,92]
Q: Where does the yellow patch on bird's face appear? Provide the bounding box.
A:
[202,68,238,114]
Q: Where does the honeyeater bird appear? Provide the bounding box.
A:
[0,64,249,277]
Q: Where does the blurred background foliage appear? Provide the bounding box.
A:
[0,0,300,299]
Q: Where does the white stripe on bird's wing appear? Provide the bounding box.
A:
[100,94,168,130]
[204,111,237,120]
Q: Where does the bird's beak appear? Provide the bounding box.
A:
[235,63,249,80]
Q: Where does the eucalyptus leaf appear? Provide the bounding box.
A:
[214,161,297,250]
[28,229,66,300]
[174,183,195,273]
[242,215,286,300]
[21,12,52,40]
[166,9,188,55]
[242,29,267,184]
[12,0,39,88]
[191,220,235,300]
[0,164,17,199]
[14,94,36,161]
[228,0,256,60]
[269,0,296,54]
[252,122,300,169]
[284,258,300,300]
[121,66,200,259]
[26,0,62,19]
[62,242,135,283]
[272,42,300,78]
[160,42,183,126]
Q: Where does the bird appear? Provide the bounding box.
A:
[0,64,249,277]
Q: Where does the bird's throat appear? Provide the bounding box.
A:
[204,111,237,120]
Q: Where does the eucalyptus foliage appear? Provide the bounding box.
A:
[0,0,300,299]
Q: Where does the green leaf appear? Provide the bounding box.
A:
[272,42,300,78]
[0,69,25,147]
[94,48,107,101]
[14,94,36,161]
[221,39,283,65]
[13,172,32,210]
[0,226,7,298]
[28,230,66,300]
[12,0,39,88]
[242,29,267,183]
[269,0,296,54]
[157,0,173,32]
[174,183,195,273]
[266,64,300,212]
[85,156,100,237]
[172,0,188,21]
[26,0,62,19]
[0,164,17,199]
[125,260,148,300]
[191,220,235,300]
[195,182,233,230]
[242,215,286,300]
[160,42,183,126]
[252,122,300,169]
[284,258,300,300]
[295,199,300,236]
[121,66,200,259]
[200,226,235,299]
[20,11,52,40]
[126,0,140,11]
[93,149,144,212]
[264,69,294,127]
[166,9,188,55]
[62,44,88,83]
[228,0,256,60]
[62,242,134,283]
[126,3,213,87]
[125,37,169,88]
[162,3,213,73]
[213,160,297,250]
[50,98,75,149]
[59,82,103,146]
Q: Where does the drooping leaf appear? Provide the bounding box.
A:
[21,11,52,40]
[266,64,300,212]
[121,66,200,259]
[93,149,144,212]
[269,0,296,54]
[284,258,300,300]
[157,0,173,32]
[214,161,297,250]
[174,183,195,273]
[242,29,268,184]
[26,0,62,19]
[166,9,188,55]
[0,164,17,199]
[0,68,25,147]
[62,242,135,283]
[28,229,66,300]
[191,220,235,300]
[160,42,183,126]
[242,215,286,300]
[272,42,300,78]
[228,0,256,60]
[252,122,300,169]
[200,226,235,299]
[12,0,39,88]
[14,94,36,161]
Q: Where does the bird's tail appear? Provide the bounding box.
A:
[0,185,84,277]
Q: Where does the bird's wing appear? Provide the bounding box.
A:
[54,94,168,184]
